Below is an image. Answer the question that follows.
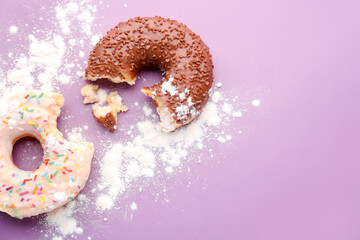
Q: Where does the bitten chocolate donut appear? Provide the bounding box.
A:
[85,16,214,132]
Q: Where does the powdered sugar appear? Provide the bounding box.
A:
[65,127,85,143]
[94,90,244,212]
[161,75,177,96]
[222,102,232,113]
[91,35,100,46]
[0,0,99,98]
[252,99,261,107]
[9,25,18,34]
[46,201,83,236]
[56,1,96,36]
[130,202,137,211]
[143,105,153,116]
[233,111,243,117]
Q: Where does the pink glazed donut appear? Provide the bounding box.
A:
[0,90,94,219]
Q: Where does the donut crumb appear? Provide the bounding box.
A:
[92,92,128,132]
[80,84,99,104]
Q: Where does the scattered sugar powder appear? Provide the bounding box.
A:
[233,111,243,117]
[91,35,100,46]
[56,1,96,36]
[0,0,99,98]
[252,99,261,107]
[94,89,244,211]
[46,201,83,236]
[130,202,137,211]
[161,75,177,96]
[65,127,85,143]
[143,104,153,116]
[9,25,18,34]
[222,102,232,114]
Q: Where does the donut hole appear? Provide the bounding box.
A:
[12,136,43,171]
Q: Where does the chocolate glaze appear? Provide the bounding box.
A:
[85,16,214,125]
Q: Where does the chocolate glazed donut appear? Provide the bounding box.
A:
[85,16,214,132]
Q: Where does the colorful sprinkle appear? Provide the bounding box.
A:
[22,179,32,184]
[33,129,40,137]
[32,186,38,195]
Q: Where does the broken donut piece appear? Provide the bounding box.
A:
[92,91,128,132]
[80,84,99,104]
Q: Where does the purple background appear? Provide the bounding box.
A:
[1,0,360,239]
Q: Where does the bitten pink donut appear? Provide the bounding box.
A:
[0,90,94,219]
